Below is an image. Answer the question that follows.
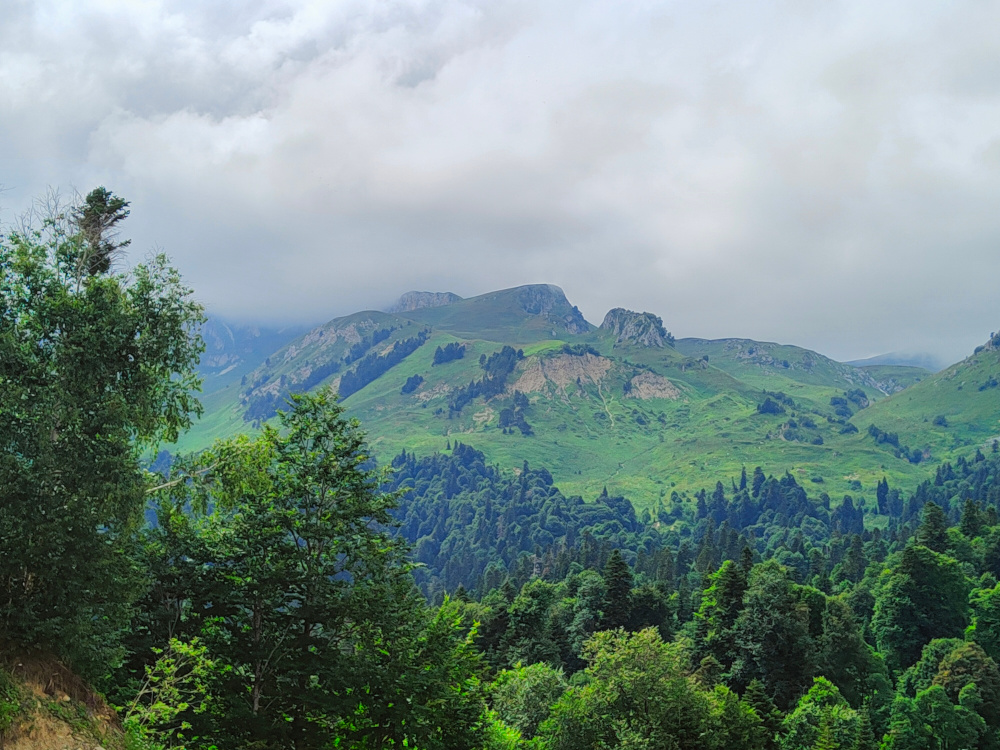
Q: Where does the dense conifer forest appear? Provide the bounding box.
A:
[5,192,1000,749]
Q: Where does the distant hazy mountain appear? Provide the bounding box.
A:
[386,291,463,313]
[854,331,1000,459]
[198,318,310,394]
[845,351,947,372]
[173,285,996,506]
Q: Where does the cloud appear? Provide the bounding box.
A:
[2,0,999,363]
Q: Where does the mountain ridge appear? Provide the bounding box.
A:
[176,285,991,508]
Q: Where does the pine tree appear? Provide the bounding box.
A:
[876,477,889,514]
[601,549,634,630]
[852,705,875,750]
[915,502,949,553]
[744,679,782,750]
[960,499,984,539]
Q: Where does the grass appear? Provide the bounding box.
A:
[172,290,988,512]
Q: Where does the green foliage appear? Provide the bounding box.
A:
[388,443,652,595]
[601,550,634,630]
[779,678,859,750]
[433,341,466,365]
[121,638,217,748]
[401,373,424,394]
[339,329,430,399]
[967,583,1000,662]
[730,562,815,708]
[915,503,949,553]
[0,669,21,734]
[538,628,762,750]
[139,393,485,749]
[0,190,203,678]
[489,662,567,739]
[872,546,971,673]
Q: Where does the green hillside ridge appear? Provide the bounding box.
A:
[853,331,1000,458]
[175,285,976,508]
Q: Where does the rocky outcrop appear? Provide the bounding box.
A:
[387,291,462,313]
[626,371,680,399]
[516,285,590,334]
[600,309,674,347]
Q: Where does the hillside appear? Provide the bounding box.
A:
[0,654,123,750]
[176,285,966,508]
[853,331,1000,458]
[197,318,309,395]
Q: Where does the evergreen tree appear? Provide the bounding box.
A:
[697,560,748,670]
[915,502,949,553]
[959,499,984,539]
[852,705,876,750]
[876,478,889,515]
[813,712,837,750]
[601,550,634,630]
[744,679,783,750]
[872,545,971,673]
[730,561,816,708]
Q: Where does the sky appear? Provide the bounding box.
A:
[2,0,999,365]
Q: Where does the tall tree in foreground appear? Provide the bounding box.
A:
[871,545,970,674]
[0,188,203,678]
[144,393,485,749]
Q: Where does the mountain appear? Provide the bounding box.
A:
[853,331,1000,459]
[198,318,310,394]
[174,284,974,509]
[386,290,463,313]
[846,351,947,372]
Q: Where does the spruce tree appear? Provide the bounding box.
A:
[852,705,876,750]
[960,499,984,539]
[915,502,949,553]
[744,679,783,750]
[601,550,634,630]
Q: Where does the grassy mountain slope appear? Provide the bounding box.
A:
[853,333,1000,458]
[175,285,958,510]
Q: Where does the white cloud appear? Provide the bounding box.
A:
[2,0,999,363]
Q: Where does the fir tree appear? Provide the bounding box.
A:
[601,549,634,630]
[960,499,984,539]
[915,502,949,553]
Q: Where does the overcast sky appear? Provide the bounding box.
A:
[2,0,999,364]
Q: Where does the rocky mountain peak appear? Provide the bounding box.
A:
[515,284,590,333]
[600,308,674,347]
[387,291,462,313]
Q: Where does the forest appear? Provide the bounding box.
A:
[4,192,1000,750]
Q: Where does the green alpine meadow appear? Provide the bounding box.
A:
[4,190,1000,749]
[4,3,1000,749]
[179,282,999,513]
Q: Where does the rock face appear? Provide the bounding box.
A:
[516,285,591,334]
[626,371,681,399]
[600,309,674,347]
[387,291,462,313]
